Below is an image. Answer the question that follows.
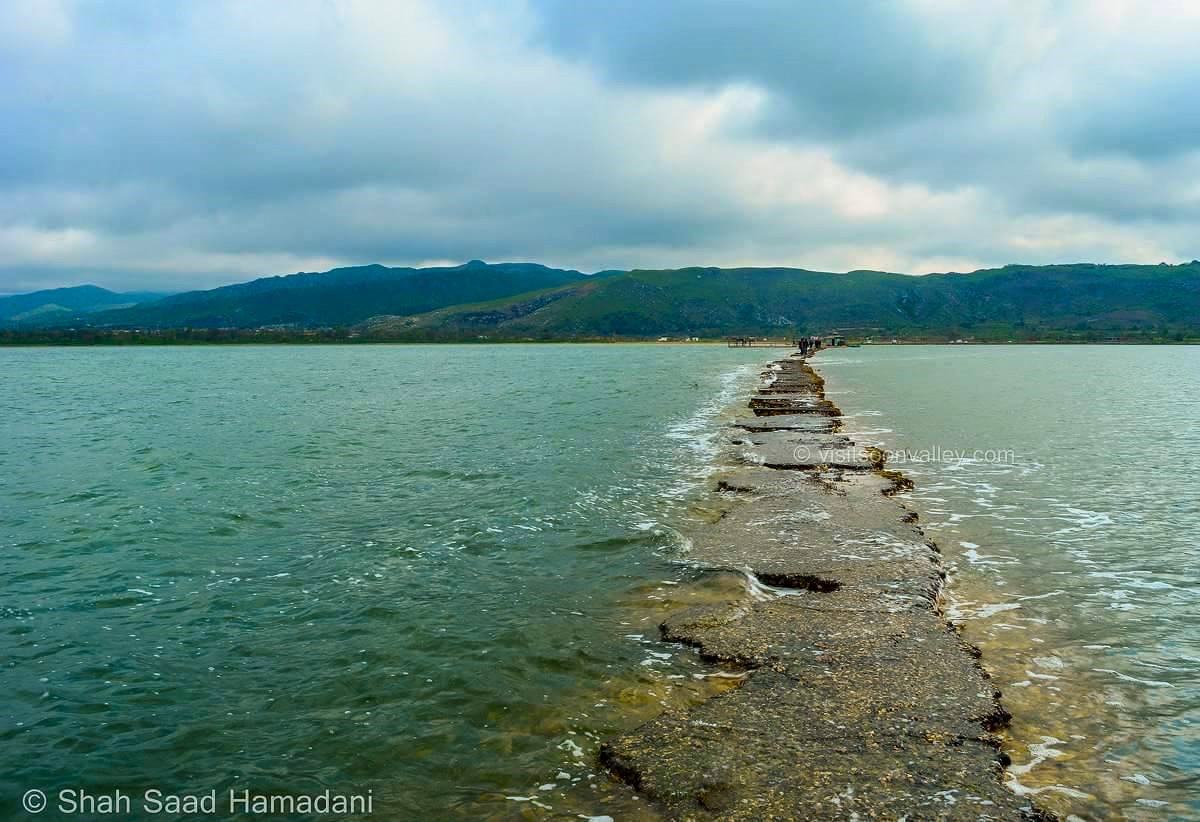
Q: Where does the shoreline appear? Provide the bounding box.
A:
[598,353,1053,819]
[2,338,1198,348]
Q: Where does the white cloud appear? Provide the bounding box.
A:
[1,0,1198,292]
[0,0,73,52]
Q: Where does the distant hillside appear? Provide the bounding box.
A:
[364,262,1200,341]
[0,285,164,325]
[63,261,589,329]
[7,261,1200,341]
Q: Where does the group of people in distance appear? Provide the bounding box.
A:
[797,335,823,357]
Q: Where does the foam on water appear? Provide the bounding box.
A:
[817,344,1200,820]
[0,343,782,820]
[657,362,759,504]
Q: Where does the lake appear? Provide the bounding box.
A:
[817,344,1199,820]
[0,344,767,818]
[3,343,1196,820]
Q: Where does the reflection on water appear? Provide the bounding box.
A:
[819,344,1200,820]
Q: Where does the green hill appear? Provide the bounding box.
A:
[0,285,164,324]
[365,262,1200,341]
[35,261,589,329]
[6,261,1199,341]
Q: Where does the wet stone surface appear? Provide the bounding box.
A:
[601,355,1053,820]
[748,393,840,416]
[730,414,840,434]
[728,430,880,471]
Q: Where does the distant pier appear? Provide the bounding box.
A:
[726,334,845,349]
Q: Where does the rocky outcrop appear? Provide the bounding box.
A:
[601,355,1052,820]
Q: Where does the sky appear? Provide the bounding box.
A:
[2,0,1199,293]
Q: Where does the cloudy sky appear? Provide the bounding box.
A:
[2,0,1199,293]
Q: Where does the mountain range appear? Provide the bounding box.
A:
[4,260,1199,341]
[0,285,168,324]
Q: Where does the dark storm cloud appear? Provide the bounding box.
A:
[534,0,1200,226]
[1062,69,1200,161]
[533,0,984,138]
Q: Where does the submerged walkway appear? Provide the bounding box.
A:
[600,355,1051,820]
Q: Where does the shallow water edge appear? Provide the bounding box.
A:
[597,354,1050,819]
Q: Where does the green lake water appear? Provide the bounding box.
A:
[0,344,767,819]
[3,343,1197,820]
[817,344,1199,821]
